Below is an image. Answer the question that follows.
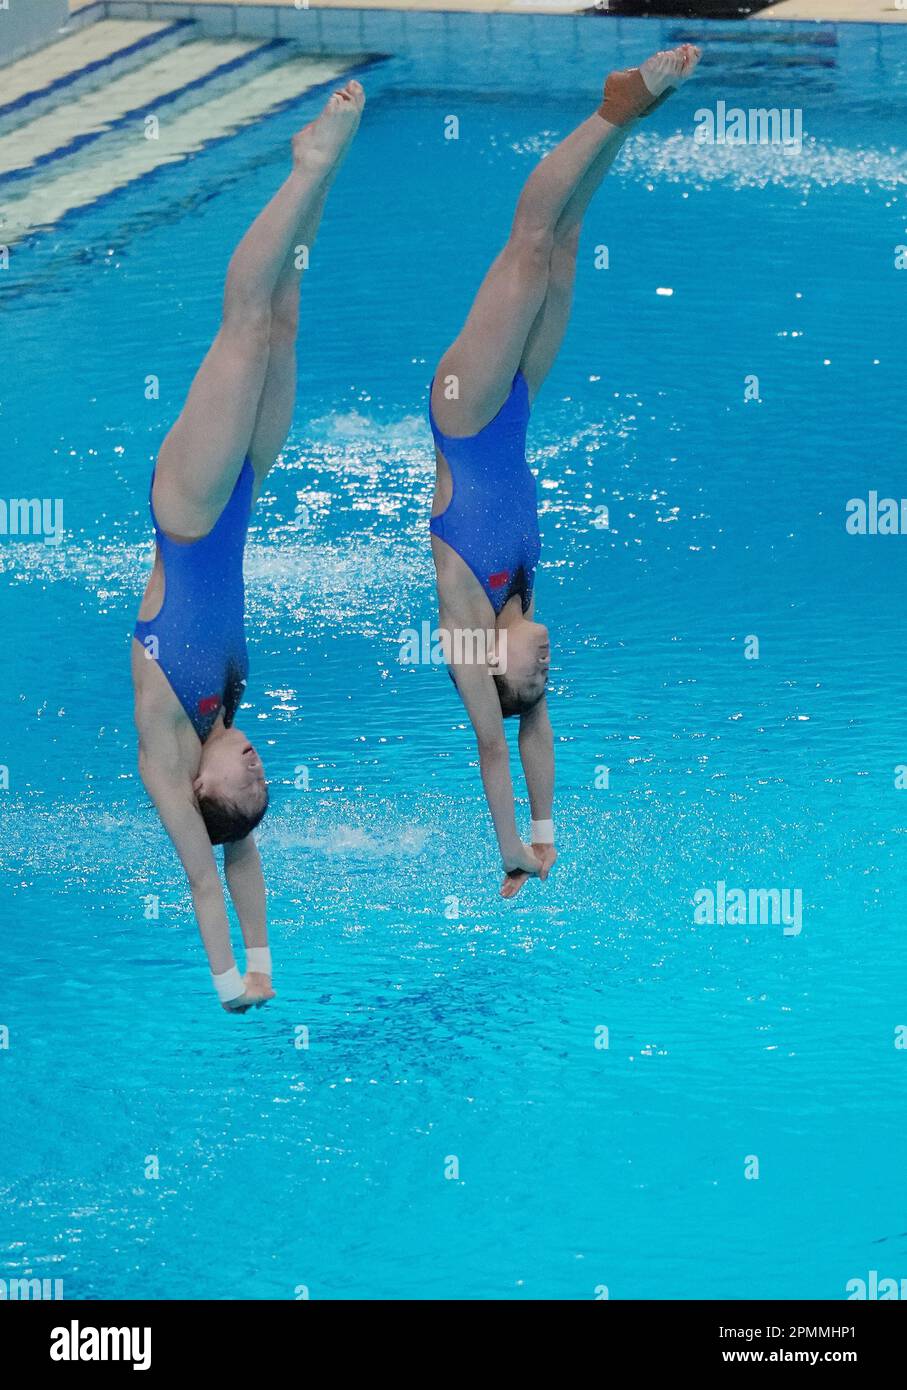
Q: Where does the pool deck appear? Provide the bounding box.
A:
[68,1,907,23]
[753,1,907,20]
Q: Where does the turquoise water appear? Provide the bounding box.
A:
[1,18,906,1299]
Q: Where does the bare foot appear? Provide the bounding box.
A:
[292,80,365,176]
[640,44,701,99]
[222,992,253,1015]
[243,970,275,1009]
[600,44,700,126]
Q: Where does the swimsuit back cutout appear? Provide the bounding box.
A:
[134,459,253,742]
[429,371,540,616]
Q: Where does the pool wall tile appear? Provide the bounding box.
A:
[128,3,185,17]
[230,4,280,36]
[311,9,365,52]
[484,13,519,45]
[399,10,440,37]
[145,3,196,18]
[195,4,239,36]
[104,2,152,19]
[358,9,407,49]
[274,7,317,41]
[100,4,907,77]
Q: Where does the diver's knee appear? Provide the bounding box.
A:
[544,233,580,296]
[549,227,580,282]
[221,301,273,358]
[269,305,299,348]
[508,219,555,272]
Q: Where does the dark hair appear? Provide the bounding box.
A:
[197,785,269,846]
[493,673,546,720]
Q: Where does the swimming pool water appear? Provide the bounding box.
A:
[1,16,906,1300]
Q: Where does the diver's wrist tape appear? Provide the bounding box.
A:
[246,947,272,976]
[530,819,555,844]
[212,965,245,1004]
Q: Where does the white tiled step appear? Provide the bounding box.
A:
[0,39,263,179]
[2,56,363,243]
[0,20,175,111]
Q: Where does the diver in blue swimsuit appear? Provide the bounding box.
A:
[429,45,700,898]
[132,82,365,1011]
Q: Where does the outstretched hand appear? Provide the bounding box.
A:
[500,842,557,899]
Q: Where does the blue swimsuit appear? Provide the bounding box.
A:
[429,371,540,615]
[134,459,253,742]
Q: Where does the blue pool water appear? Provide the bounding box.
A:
[1,15,906,1300]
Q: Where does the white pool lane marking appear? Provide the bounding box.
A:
[1,56,362,244]
[0,39,262,179]
[0,20,173,111]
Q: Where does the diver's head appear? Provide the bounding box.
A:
[194,725,269,845]
[492,617,550,719]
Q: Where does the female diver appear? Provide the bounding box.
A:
[429,47,700,898]
[132,82,365,1010]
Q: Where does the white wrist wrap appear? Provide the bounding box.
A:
[530,819,555,844]
[245,947,272,976]
[212,965,245,1004]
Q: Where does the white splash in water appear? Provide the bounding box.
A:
[511,128,907,191]
[624,131,907,191]
[268,819,432,857]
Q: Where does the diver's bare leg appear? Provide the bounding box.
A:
[249,79,365,480]
[246,184,330,482]
[519,132,630,398]
[521,47,699,396]
[433,45,699,436]
[432,114,624,438]
[153,83,363,534]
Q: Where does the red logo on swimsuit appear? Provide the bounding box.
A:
[198,695,220,716]
[489,570,510,590]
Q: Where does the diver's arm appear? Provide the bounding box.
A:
[223,833,266,948]
[137,721,235,976]
[500,696,557,897]
[449,659,539,875]
[518,694,554,836]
